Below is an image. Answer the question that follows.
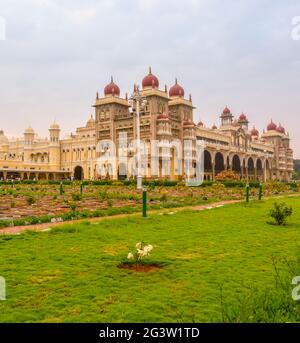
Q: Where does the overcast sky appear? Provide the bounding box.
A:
[0,0,299,157]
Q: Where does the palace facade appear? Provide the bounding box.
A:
[0,69,294,182]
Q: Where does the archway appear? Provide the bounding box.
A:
[257,159,263,180]
[204,150,212,180]
[74,166,84,180]
[215,152,225,175]
[248,157,255,180]
[232,155,241,174]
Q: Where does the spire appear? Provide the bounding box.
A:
[149,66,152,74]
[96,91,99,100]
[175,77,178,84]
[165,84,167,93]
[125,92,128,100]
[189,94,192,102]
[111,75,113,83]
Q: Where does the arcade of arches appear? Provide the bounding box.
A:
[203,150,271,181]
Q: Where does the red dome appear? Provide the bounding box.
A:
[169,78,184,97]
[197,121,204,127]
[223,106,231,114]
[267,120,277,131]
[239,113,247,121]
[251,126,259,136]
[276,123,285,134]
[157,113,169,120]
[212,124,217,129]
[104,77,120,96]
[142,67,159,89]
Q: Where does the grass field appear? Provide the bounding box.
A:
[0,196,300,322]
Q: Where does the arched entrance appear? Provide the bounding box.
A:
[257,159,263,180]
[204,150,212,181]
[74,166,84,180]
[232,155,241,175]
[248,157,255,180]
[215,152,225,176]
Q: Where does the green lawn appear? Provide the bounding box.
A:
[1,196,300,322]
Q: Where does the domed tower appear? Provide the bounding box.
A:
[220,106,233,126]
[238,113,249,131]
[48,122,61,170]
[94,76,130,176]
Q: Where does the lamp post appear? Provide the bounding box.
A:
[129,86,147,190]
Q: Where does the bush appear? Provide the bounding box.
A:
[269,202,293,225]
[69,202,77,211]
[72,193,82,201]
[215,170,240,181]
[26,196,36,205]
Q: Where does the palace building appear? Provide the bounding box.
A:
[0,69,294,182]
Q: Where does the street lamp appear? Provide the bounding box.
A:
[129,86,147,189]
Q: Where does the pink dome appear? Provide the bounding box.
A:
[276,123,285,134]
[223,106,231,114]
[251,126,259,136]
[169,78,185,97]
[104,77,120,96]
[142,67,159,89]
[267,120,277,131]
[239,113,247,121]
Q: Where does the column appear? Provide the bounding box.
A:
[212,162,215,181]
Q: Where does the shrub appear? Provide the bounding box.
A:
[269,202,293,225]
[69,202,77,211]
[26,196,36,205]
[72,193,82,201]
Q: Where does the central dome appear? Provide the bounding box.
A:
[142,67,159,89]
[169,78,185,97]
[104,76,120,97]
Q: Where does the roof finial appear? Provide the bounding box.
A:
[175,77,178,84]
[165,84,167,93]
[111,75,113,83]
[125,92,128,100]
[149,66,152,74]
[189,93,192,101]
[96,91,99,100]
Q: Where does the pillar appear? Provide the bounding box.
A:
[212,162,215,181]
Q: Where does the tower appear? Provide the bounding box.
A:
[238,113,249,131]
[23,126,35,163]
[48,122,61,170]
[220,107,233,126]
